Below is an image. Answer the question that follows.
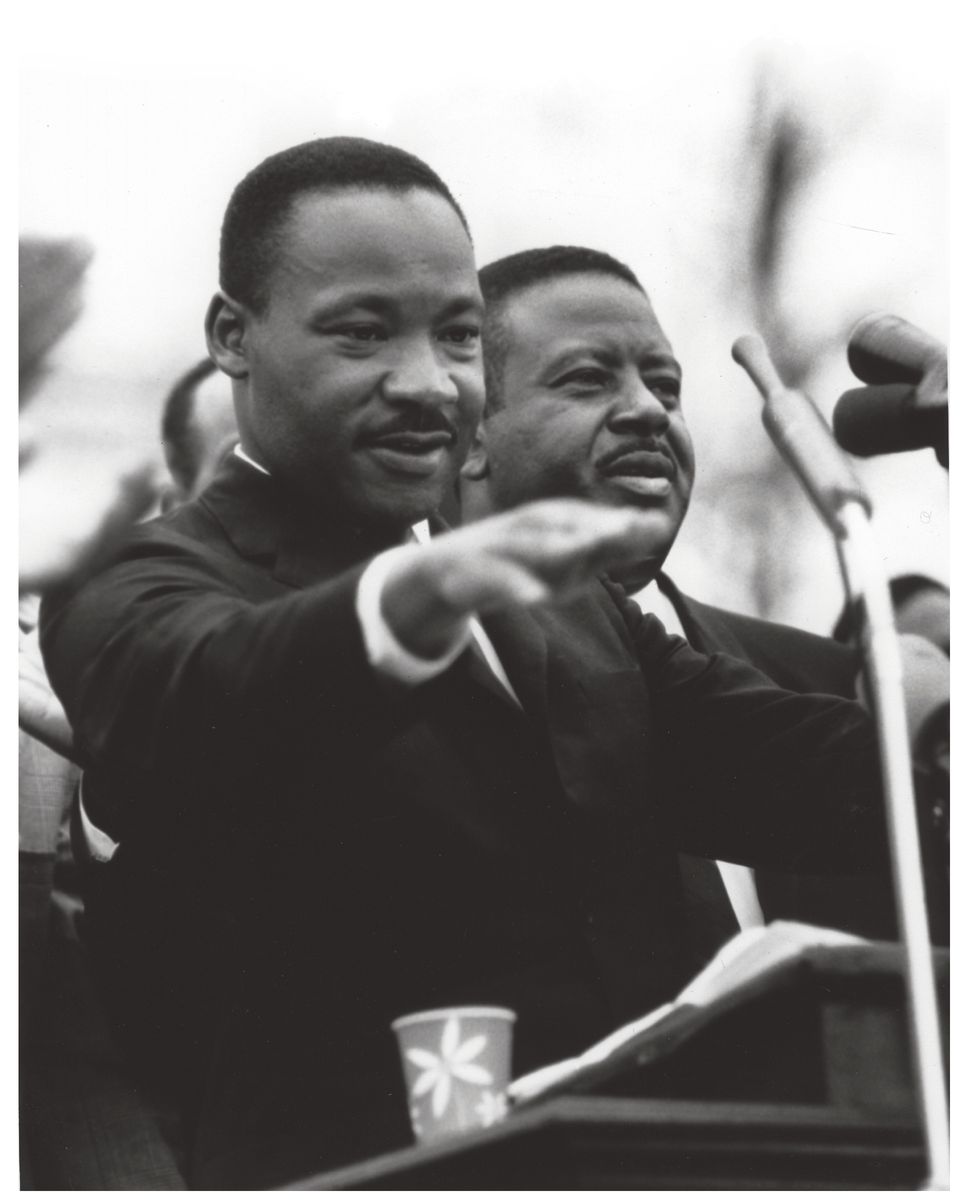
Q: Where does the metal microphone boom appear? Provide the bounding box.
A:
[731,333,949,1191]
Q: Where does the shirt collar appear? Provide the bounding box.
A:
[233,443,270,476]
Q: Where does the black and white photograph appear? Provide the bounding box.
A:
[16,1,956,1189]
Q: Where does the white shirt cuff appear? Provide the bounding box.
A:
[356,545,471,684]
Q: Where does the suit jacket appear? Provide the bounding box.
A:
[40,457,884,1187]
[658,575,897,938]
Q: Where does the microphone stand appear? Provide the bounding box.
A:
[732,335,949,1190]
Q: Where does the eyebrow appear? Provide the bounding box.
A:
[543,344,682,379]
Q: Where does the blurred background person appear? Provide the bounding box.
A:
[19,236,189,1191]
[832,573,949,938]
[834,573,950,657]
[20,233,157,1029]
[159,357,237,511]
[888,576,950,656]
[19,237,159,596]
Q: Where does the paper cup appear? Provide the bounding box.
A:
[391,1006,516,1143]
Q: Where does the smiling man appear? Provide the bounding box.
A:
[208,183,483,532]
[41,152,891,1188]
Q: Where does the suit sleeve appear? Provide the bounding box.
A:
[621,596,887,874]
[39,529,416,783]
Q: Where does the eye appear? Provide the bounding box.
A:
[335,323,387,343]
[555,367,611,389]
[439,324,481,346]
[645,377,682,405]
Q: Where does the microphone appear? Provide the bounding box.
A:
[731,335,870,535]
[834,313,948,466]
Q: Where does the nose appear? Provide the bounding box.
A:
[381,338,459,410]
[607,376,671,435]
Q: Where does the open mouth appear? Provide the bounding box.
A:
[364,430,455,477]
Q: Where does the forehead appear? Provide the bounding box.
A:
[267,188,479,305]
[502,272,673,361]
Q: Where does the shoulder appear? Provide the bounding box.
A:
[672,585,859,698]
[39,496,272,662]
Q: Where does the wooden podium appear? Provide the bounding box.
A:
[286,943,948,1190]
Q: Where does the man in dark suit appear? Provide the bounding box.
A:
[42,140,887,1188]
[461,244,948,942]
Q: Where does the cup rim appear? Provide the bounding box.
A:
[391,1005,516,1031]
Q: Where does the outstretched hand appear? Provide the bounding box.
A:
[381,498,664,659]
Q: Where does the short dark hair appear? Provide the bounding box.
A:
[478,246,645,413]
[161,358,220,493]
[220,136,470,312]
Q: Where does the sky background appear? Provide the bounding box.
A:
[11,0,966,1185]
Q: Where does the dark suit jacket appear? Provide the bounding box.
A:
[658,575,897,938]
[40,457,884,1188]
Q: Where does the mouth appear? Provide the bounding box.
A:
[597,448,675,498]
[362,429,456,478]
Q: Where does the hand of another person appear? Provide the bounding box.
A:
[19,618,75,760]
[19,446,160,594]
[381,498,664,658]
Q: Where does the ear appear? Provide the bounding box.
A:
[460,421,490,481]
[204,290,250,380]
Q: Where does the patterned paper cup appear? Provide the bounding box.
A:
[391,1006,516,1144]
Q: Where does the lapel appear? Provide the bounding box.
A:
[508,584,656,820]
[199,455,403,589]
[201,461,533,717]
[479,604,550,724]
[658,572,751,661]
[427,513,547,719]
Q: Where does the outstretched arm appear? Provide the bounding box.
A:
[621,597,887,875]
[381,499,663,658]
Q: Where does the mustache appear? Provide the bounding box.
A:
[366,410,459,443]
[596,439,674,471]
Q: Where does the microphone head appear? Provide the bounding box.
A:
[833,383,947,459]
[847,312,946,387]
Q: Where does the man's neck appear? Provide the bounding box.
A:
[611,559,663,596]
[232,442,426,552]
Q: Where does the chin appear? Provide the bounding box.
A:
[360,484,445,532]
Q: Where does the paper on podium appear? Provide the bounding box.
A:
[507,921,866,1105]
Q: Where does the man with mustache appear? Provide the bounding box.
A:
[461,244,940,943]
[42,144,888,1187]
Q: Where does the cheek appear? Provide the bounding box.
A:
[505,421,587,488]
[533,418,592,473]
[669,419,696,477]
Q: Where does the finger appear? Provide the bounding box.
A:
[448,558,550,613]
